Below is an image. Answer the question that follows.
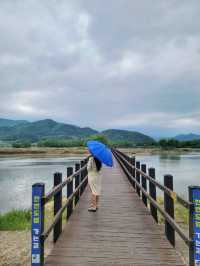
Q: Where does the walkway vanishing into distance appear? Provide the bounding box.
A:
[45,158,185,266]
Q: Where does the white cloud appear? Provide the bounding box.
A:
[107,52,146,78]
[110,112,200,135]
[110,112,166,127]
[0,0,199,136]
[169,117,200,129]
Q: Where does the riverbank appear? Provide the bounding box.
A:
[0,230,30,266]
[0,200,62,266]
[0,229,54,266]
[119,147,200,156]
[0,147,89,157]
[0,146,200,157]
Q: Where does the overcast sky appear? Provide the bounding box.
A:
[0,1,199,137]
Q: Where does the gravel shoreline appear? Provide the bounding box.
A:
[0,231,53,266]
[0,231,30,266]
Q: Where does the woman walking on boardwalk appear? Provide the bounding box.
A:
[86,140,113,212]
[87,155,102,212]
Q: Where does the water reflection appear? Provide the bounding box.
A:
[159,153,181,161]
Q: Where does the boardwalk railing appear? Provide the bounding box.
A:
[112,148,200,266]
[31,157,89,266]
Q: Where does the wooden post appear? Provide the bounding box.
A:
[67,167,73,220]
[129,157,132,181]
[127,156,131,182]
[83,159,88,190]
[31,183,45,266]
[164,175,175,246]
[136,161,140,196]
[86,158,89,186]
[125,156,128,177]
[126,154,129,161]
[123,155,129,180]
[141,164,147,207]
[149,168,158,222]
[130,156,135,188]
[53,172,62,243]
[132,156,136,188]
[80,160,85,195]
[75,163,80,205]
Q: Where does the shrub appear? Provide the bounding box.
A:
[37,139,85,147]
[86,135,109,145]
[12,141,32,148]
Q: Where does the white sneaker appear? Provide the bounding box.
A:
[88,206,97,212]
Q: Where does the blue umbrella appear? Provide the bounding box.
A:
[87,140,113,167]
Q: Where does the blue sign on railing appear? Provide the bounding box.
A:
[192,187,200,266]
[31,183,44,266]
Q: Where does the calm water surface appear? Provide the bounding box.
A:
[0,153,200,213]
[0,156,83,213]
[137,153,200,198]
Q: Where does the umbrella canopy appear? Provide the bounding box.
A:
[87,140,113,167]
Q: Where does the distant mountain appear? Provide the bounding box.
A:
[0,118,156,144]
[0,118,28,128]
[174,133,200,141]
[102,129,155,144]
[0,119,98,141]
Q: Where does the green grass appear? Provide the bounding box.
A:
[0,198,67,231]
[0,209,31,231]
[157,196,188,227]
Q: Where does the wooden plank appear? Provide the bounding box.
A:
[45,158,186,266]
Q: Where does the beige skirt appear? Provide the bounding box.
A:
[88,171,102,196]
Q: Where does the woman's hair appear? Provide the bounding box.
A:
[94,157,102,172]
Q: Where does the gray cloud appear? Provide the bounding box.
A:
[0,0,200,137]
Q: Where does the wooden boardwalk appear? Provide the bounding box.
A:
[45,158,185,266]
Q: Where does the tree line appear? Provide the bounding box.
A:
[11,136,200,149]
[158,139,200,148]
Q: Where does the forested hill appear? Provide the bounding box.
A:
[0,118,28,128]
[174,133,200,141]
[102,129,155,144]
[0,119,98,141]
[0,118,155,144]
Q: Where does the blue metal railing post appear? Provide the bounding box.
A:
[189,186,200,266]
[31,183,45,266]
[67,167,73,220]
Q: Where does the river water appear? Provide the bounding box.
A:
[0,153,199,213]
[0,157,83,213]
[137,153,200,198]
